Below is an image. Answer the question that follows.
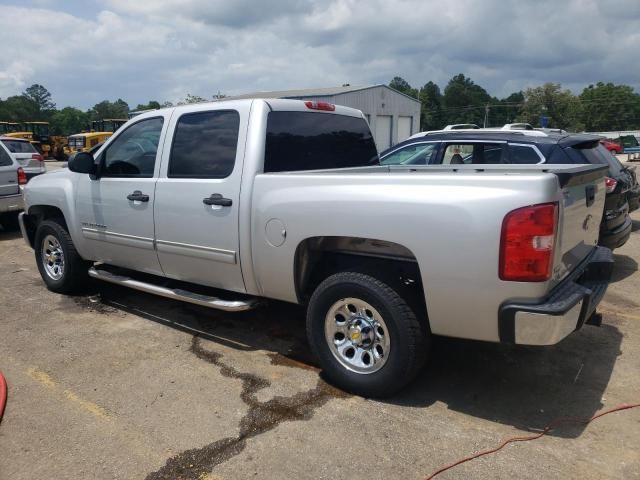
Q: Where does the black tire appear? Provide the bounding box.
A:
[306,272,428,398]
[0,212,20,231]
[34,218,89,293]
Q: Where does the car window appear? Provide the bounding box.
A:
[0,145,12,166]
[169,110,240,178]
[507,145,542,164]
[2,139,37,154]
[381,143,438,165]
[264,111,378,172]
[101,117,164,178]
[441,143,503,164]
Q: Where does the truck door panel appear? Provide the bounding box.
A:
[154,105,248,293]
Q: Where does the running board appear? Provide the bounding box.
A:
[88,266,260,312]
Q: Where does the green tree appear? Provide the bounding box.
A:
[22,84,56,119]
[178,94,208,105]
[389,77,419,99]
[90,99,130,120]
[518,83,581,131]
[134,100,162,111]
[0,95,39,122]
[488,91,524,127]
[50,107,90,135]
[579,82,640,131]
[418,81,444,130]
[442,74,492,126]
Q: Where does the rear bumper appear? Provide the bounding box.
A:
[0,193,24,214]
[599,215,632,250]
[499,246,614,346]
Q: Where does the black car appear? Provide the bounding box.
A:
[380,130,636,250]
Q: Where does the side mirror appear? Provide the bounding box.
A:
[68,151,96,175]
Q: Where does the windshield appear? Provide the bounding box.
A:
[2,139,37,153]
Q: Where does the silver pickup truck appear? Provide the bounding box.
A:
[19,99,613,396]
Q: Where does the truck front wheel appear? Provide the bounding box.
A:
[34,219,89,294]
[306,272,428,397]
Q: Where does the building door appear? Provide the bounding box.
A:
[375,115,392,150]
[398,116,413,142]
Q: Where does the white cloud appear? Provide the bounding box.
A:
[0,0,638,109]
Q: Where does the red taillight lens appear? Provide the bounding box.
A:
[32,153,43,162]
[304,101,336,111]
[17,167,27,185]
[604,176,617,194]
[499,202,558,282]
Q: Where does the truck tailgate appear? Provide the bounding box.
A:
[552,165,609,285]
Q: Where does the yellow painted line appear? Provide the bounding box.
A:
[26,367,111,421]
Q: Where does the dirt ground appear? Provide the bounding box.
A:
[0,211,639,480]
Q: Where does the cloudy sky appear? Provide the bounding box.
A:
[0,0,638,109]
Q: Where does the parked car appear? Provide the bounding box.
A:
[380,130,633,249]
[0,142,26,230]
[19,99,613,397]
[501,123,534,130]
[0,136,46,180]
[600,138,623,154]
[443,123,479,130]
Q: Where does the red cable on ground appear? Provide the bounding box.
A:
[0,371,6,423]
[425,402,640,480]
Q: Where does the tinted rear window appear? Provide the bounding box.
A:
[0,146,12,166]
[565,143,621,175]
[264,111,379,173]
[507,145,541,164]
[169,110,240,178]
[2,139,36,153]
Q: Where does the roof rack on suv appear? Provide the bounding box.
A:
[419,129,549,137]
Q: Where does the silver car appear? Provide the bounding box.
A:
[0,136,46,179]
[0,142,25,230]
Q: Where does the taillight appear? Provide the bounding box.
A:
[304,101,336,111]
[17,167,27,185]
[605,176,617,194]
[499,202,558,282]
[32,153,43,162]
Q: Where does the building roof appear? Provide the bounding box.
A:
[225,84,421,103]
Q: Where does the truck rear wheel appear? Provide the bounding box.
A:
[34,219,89,294]
[306,272,428,397]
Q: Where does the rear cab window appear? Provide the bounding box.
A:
[2,139,37,154]
[264,112,378,172]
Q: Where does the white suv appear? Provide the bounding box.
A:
[0,137,46,179]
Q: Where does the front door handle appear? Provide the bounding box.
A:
[127,190,149,202]
[203,194,232,207]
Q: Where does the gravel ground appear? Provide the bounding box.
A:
[0,211,639,480]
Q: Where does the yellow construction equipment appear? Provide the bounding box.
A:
[64,118,127,157]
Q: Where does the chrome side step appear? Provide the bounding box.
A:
[88,266,260,312]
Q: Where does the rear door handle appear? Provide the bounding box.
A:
[203,194,232,207]
[127,190,149,202]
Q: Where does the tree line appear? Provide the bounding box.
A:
[2,77,639,136]
[389,74,640,132]
[0,85,224,136]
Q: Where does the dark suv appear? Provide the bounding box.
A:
[380,130,639,250]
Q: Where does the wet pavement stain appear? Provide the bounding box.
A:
[145,336,347,480]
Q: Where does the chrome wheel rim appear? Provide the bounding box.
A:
[324,297,390,374]
[41,234,65,280]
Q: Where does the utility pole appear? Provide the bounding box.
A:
[483,104,489,128]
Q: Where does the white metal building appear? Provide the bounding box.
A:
[227,85,422,151]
